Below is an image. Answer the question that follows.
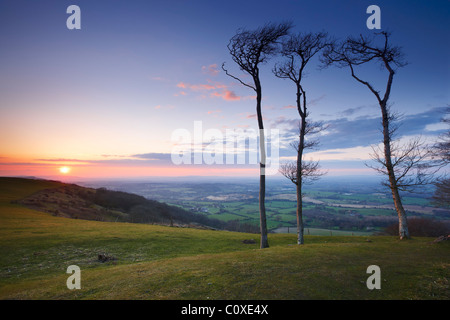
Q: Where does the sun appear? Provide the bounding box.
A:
[59,166,71,174]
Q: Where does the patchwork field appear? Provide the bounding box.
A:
[85,177,450,234]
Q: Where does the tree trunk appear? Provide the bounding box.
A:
[296,115,306,245]
[295,84,307,245]
[259,168,269,248]
[381,102,410,239]
[256,81,269,248]
[296,158,304,245]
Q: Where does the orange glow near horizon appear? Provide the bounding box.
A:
[64,165,261,178]
[0,155,380,180]
[0,162,380,180]
[0,161,261,179]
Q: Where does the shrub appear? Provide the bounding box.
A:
[383,217,450,237]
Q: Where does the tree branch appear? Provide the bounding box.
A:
[221,62,256,91]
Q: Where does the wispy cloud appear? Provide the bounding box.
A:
[211,90,241,101]
[304,146,375,161]
[30,153,176,167]
[176,81,226,91]
[274,106,448,159]
[201,64,220,76]
[176,80,242,101]
[308,94,326,107]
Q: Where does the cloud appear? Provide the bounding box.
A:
[308,94,327,106]
[274,106,448,159]
[176,76,250,102]
[130,153,174,161]
[278,95,326,111]
[31,153,177,168]
[238,112,269,121]
[304,146,376,161]
[211,90,241,101]
[425,122,448,132]
[177,81,226,91]
[270,116,300,131]
[36,158,89,162]
[339,106,367,117]
[176,80,241,101]
[190,84,216,90]
[202,64,220,76]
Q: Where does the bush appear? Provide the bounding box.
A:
[383,217,450,237]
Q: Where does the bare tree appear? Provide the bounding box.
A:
[322,31,415,239]
[222,22,292,248]
[432,107,450,207]
[279,157,323,186]
[273,31,329,244]
[432,107,450,166]
[279,154,325,243]
[368,135,436,192]
[279,122,327,244]
[433,179,450,208]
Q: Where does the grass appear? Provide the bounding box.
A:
[0,177,448,300]
[274,227,372,236]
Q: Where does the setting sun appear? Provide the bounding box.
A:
[59,166,71,174]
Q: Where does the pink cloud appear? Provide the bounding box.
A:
[202,64,219,76]
[223,90,241,101]
[177,81,225,92]
[282,105,296,109]
[176,79,245,102]
[190,84,216,90]
[238,112,268,121]
[211,90,241,101]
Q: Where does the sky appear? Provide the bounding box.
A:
[0,0,448,180]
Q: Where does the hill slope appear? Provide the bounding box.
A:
[5,177,223,230]
[0,177,448,301]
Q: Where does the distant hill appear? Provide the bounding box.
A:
[3,177,227,230]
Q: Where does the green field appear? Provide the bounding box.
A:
[0,177,448,300]
[101,179,449,235]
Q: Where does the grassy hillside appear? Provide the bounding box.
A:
[0,177,448,300]
[10,178,226,230]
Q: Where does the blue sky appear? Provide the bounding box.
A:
[0,0,448,178]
